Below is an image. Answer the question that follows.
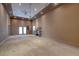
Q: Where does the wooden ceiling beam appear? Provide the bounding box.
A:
[10,16,30,20]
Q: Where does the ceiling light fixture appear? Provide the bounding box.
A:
[34,8,37,11]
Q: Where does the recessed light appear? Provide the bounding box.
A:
[34,8,37,11]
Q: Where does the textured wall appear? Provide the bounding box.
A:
[33,4,79,46]
[0,4,9,42]
[10,19,32,35]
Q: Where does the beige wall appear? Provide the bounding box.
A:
[10,19,32,35]
[0,4,9,42]
[33,4,79,46]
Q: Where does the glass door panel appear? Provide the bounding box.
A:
[19,27,22,35]
[23,27,27,34]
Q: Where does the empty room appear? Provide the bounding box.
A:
[0,3,79,56]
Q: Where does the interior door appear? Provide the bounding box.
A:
[23,27,27,35]
[19,26,22,35]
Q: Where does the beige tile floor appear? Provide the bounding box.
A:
[0,35,79,56]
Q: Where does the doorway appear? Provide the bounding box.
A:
[18,26,27,35]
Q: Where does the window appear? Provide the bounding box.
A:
[19,26,27,35]
[19,27,22,34]
[33,26,36,31]
[23,27,27,34]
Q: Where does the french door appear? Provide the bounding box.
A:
[19,26,27,35]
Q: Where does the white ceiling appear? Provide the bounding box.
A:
[11,3,49,18]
